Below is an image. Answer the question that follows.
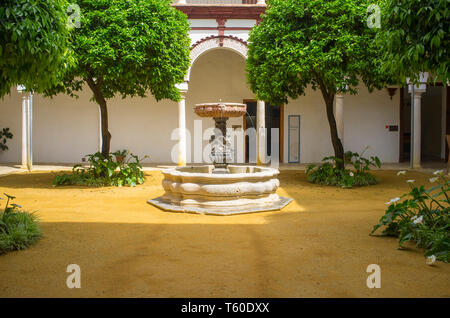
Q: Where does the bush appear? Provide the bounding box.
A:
[53,150,148,187]
[0,128,13,151]
[0,194,41,255]
[371,170,450,263]
[306,147,381,188]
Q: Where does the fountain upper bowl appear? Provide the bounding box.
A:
[194,102,246,118]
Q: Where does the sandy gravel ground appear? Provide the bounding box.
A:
[0,170,448,298]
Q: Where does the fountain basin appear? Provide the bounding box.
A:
[148,165,292,216]
[194,103,246,118]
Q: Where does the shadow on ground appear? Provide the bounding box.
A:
[0,170,449,297]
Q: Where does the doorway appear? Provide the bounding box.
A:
[399,85,448,163]
[243,100,284,163]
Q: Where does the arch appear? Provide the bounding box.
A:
[186,35,248,82]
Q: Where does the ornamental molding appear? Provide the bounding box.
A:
[186,35,248,81]
[173,4,266,20]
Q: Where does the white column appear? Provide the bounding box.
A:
[257,100,265,165]
[175,82,188,166]
[407,72,428,169]
[21,94,28,168]
[20,92,33,170]
[178,94,187,166]
[413,91,424,169]
[257,0,266,4]
[27,93,33,171]
[175,82,189,167]
[335,94,344,144]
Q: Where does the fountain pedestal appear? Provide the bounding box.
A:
[211,117,229,168]
[194,102,247,169]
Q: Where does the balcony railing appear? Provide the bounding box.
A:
[175,0,264,4]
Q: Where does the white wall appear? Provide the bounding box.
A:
[0,90,23,163]
[284,89,333,163]
[344,86,400,163]
[283,85,400,164]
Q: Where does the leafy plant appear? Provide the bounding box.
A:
[306,147,381,188]
[345,147,381,174]
[377,0,449,85]
[53,150,148,187]
[112,149,128,164]
[0,193,42,255]
[0,0,72,98]
[0,128,13,151]
[371,171,450,263]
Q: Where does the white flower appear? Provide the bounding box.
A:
[385,197,400,205]
[413,215,423,224]
[433,170,444,176]
[429,177,439,183]
[407,180,415,183]
[349,172,354,177]
[397,171,406,176]
[411,215,418,221]
[426,255,436,265]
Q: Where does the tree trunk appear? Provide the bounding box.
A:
[314,73,345,169]
[98,100,111,157]
[324,96,345,170]
[86,76,111,157]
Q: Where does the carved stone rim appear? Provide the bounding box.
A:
[161,165,280,180]
[195,102,246,107]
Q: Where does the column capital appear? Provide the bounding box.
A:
[17,84,26,93]
[175,82,188,96]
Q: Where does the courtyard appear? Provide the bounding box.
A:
[0,169,448,298]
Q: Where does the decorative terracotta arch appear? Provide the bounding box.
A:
[186,35,248,81]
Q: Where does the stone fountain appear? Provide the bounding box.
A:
[148,102,292,215]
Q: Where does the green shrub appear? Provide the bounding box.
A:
[0,194,41,255]
[371,170,450,263]
[0,128,13,151]
[53,150,148,187]
[306,147,381,188]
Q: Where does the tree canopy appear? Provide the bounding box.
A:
[378,0,449,84]
[46,0,191,156]
[0,0,72,98]
[246,0,389,167]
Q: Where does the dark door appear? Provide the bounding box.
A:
[244,101,281,163]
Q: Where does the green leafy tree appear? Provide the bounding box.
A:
[247,0,388,168]
[378,0,449,84]
[46,0,191,156]
[0,0,72,97]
